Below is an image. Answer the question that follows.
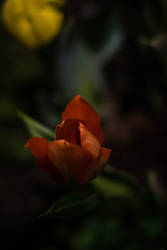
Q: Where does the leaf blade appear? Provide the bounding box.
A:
[18,111,55,139]
[40,191,99,218]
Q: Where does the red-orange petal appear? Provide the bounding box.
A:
[79,122,100,159]
[47,139,92,181]
[25,137,49,171]
[62,95,104,144]
[77,147,111,184]
[25,137,64,182]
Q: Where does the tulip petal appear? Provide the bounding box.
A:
[62,95,104,144]
[97,147,111,171]
[77,147,111,184]
[56,119,80,145]
[25,137,49,171]
[79,122,100,159]
[25,137,64,182]
[47,139,92,181]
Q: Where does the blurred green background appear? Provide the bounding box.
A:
[1,0,167,249]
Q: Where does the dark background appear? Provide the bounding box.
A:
[1,0,167,249]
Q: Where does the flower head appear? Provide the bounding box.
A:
[2,0,64,48]
[25,95,111,184]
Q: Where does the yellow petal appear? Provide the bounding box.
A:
[2,0,64,48]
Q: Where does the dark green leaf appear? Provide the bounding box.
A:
[93,177,134,198]
[92,165,144,198]
[102,165,144,192]
[40,190,99,218]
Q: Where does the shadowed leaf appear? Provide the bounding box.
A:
[18,111,55,139]
[40,190,99,218]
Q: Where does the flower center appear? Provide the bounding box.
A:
[56,119,82,145]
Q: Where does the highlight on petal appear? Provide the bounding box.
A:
[25,137,49,170]
[56,119,80,145]
[77,147,111,184]
[62,95,104,144]
[47,139,92,181]
[79,122,100,159]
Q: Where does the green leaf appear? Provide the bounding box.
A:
[18,111,55,139]
[40,190,99,218]
[92,165,144,199]
[102,165,144,192]
[93,177,134,198]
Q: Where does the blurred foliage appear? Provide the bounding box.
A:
[1,0,167,250]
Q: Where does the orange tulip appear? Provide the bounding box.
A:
[25,95,111,184]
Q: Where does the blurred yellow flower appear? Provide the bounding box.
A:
[2,0,65,48]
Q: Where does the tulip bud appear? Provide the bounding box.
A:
[25,95,111,184]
